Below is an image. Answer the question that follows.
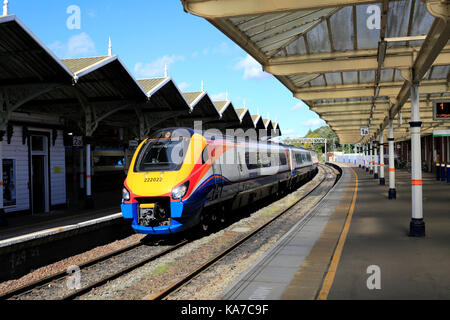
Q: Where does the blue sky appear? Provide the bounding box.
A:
[9,0,326,137]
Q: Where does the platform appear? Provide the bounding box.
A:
[223,163,450,300]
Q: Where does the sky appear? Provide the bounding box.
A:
[8,0,326,138]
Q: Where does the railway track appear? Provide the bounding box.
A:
[1,164,336,300]
[150,164,337,300]
[1,238,188,300]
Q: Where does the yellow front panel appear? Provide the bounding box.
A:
[126,133,207,197]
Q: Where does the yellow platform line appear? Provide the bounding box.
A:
[317,166,358,300]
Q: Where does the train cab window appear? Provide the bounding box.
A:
[134,137,190,172]
[202,147,209,165]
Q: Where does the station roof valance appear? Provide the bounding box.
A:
[236,108,256,131]
[182,91,221,126]
[182,0,450,144]
[212,100,242,129]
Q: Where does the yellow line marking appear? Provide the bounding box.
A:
[317,166,358,300]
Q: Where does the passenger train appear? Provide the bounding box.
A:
[121,128,319,235]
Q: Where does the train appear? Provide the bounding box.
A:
[121,128,319,235]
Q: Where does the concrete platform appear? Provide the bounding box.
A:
[224,163,450,300]
[0,205,128,282]
[327,164,450,300]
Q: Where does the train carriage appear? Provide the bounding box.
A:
[121,128,318,235]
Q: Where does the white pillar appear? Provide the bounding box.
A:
[388,119,396,199]
[441,137,445,182]
[409,83,425,237]
[365,144,369,171]
[447,137,450,182]
[369,142,374,174]
[380,132,385,185]
[374,140,379,179]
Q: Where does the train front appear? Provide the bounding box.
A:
[121,128,207,235]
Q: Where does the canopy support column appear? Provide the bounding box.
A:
[388,119,396,199]
[409,83,425,237]
[365,144,369,171]
[0,128,6,227]
[374,140,379,179]
[79,147,85,199]
[380,132,385,185]
[369,142,374,174]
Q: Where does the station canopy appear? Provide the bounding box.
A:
[213,100,242,129]
[182,91,222,128]
[181,0,450,144]
[252,114,266,133]
[236,108,257,131]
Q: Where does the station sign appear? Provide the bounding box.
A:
[129,140,139,147]
[433,129,450,137]
[434,101,450,120]
[360,127,370,136]
[72,136,83,147]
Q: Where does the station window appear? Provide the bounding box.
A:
[31,135,45,152]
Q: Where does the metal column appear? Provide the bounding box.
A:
[447,137,450,183]
[0,133,4,221]
[441,137,446,182]
[365,144,369,171]
[374,140,379,179]
[369,142,374,174]
[380,132,385,185]
[388,119,396,199]
[409,84,425,237]
[79,147,85,199]
[85,140,94,209]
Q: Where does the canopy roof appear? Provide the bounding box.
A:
[1,13,285,140]
[236,108,257,130]
[182,0,450,143]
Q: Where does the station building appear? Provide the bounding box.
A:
[0,11,280,220]
[180,0,450,238]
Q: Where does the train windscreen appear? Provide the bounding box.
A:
[134,132,191,172]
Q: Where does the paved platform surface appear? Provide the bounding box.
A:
[0,202,122,250]
[224,163,450,300]
[223,165,352,300]
[328,164,450,300]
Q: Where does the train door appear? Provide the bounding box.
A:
[211,147,223,200]
[236,146,245,193]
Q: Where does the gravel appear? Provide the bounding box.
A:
[1,165,337,301]
[78,166,335,300]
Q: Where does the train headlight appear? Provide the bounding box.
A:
[122,187,130,201]
[172,181,190,200]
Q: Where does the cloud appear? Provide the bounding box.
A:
[177,82,190,92]
[48,32,96,58]
[302,118,326,128]
[235,55,271,80]
[282,129,296,135]
[134,55,185,78]
[291,102,307,111]
[211,92,228,101]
